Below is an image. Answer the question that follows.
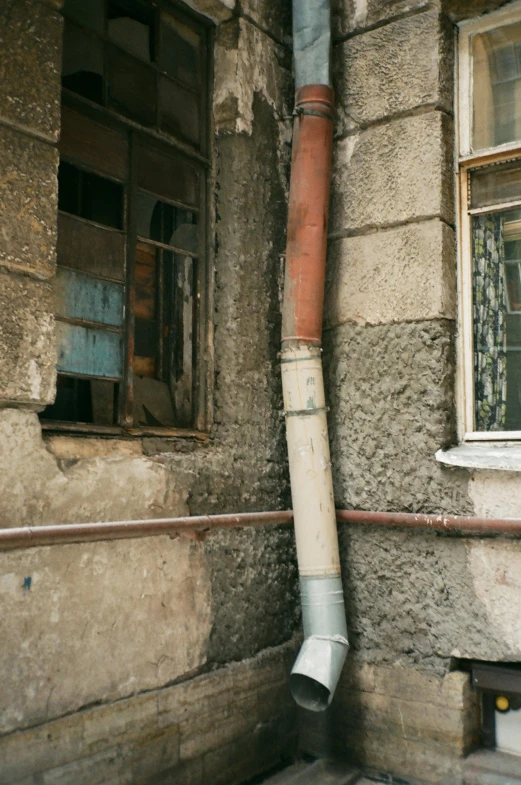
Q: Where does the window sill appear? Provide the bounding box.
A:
[40,420,210,442]
[435,443,521,472]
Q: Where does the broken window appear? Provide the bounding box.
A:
[458,4,521,439]
[41,0,210,434]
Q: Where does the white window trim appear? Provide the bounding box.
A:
[455,1,521,448]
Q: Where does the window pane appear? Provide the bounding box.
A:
[133,377,175,426]
[134,318,159,373]
[58,162,124,229]
[137,191,197,252]
[56,322,123,379]
[62,0,104,33]
[134,242,159,379]
[473,21,521,150]
[171,253,195,426]
[470,161,521,209]
[135,241,157,320]
[108,0,155,62]
[137,192,163,242]
[82,170,124,228]
[60,107,129,181]
[167,210,197,254]
[137,146,199,207]
[58,161,80,215]
[62,21,103,104]
[57,214,125,282]
[159,76,200,147]
[472,207,521,431]
[55,269,124,327]
[159,12,201,87]
[107,49,157,126]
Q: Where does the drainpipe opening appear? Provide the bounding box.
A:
[290,674,330,713]
[290,635,348,712]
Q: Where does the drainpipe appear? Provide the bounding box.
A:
[281,0,348,712]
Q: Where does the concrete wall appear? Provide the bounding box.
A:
[0,1,298,782]
[323,0,521,777]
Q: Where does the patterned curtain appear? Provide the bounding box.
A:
[472,213,507,431]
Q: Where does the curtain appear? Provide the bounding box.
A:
[472,213,507,431]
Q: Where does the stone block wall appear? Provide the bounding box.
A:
[300,660,479,784]
[324,0,521,776]
[0,0,61,409]
[0,642,297,785]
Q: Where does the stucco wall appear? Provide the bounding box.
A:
[327,0,521,680]
[0,1,298,780]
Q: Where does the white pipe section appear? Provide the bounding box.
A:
[281,345,348,711]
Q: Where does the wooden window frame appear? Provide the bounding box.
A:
[457,1,521,442]
[42,0,214,440]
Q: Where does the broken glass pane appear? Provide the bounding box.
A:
[137,191,197,252]
[40,376,119,425]
[133,377,175,426]
[108,0,155,62]
[62,21,103,104]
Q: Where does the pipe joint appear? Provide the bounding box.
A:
[294,84,334,121]
[290,575,349,712]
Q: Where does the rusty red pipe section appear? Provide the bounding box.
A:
[281,84,334,345]
[336,509,521,535]
[2,509,521,551]
[0,511,294,551]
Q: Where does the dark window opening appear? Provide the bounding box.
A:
[62,21,104,104]
[58,162,124,229]
[42,0,210,433]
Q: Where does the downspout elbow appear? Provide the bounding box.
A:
[289,575,348,712]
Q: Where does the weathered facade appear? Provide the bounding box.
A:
[2,0,521,783]
[0,1,299,782]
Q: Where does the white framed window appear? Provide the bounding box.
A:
[457,1,521,442]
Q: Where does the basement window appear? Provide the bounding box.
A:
[472,662,521,757]
[40,0,211,436]
[456,2,521,443]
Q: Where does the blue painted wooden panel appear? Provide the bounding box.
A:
[56,321,123,379]
[55,268,124,327]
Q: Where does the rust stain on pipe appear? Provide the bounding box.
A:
[282,84,334,345]
[3,509,521,553]
[0,511,295,551]
[336,509,521,535]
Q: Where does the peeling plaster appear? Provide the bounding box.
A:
[213,18,292,136]
[353,0,368,28]
[0,409,188,526]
